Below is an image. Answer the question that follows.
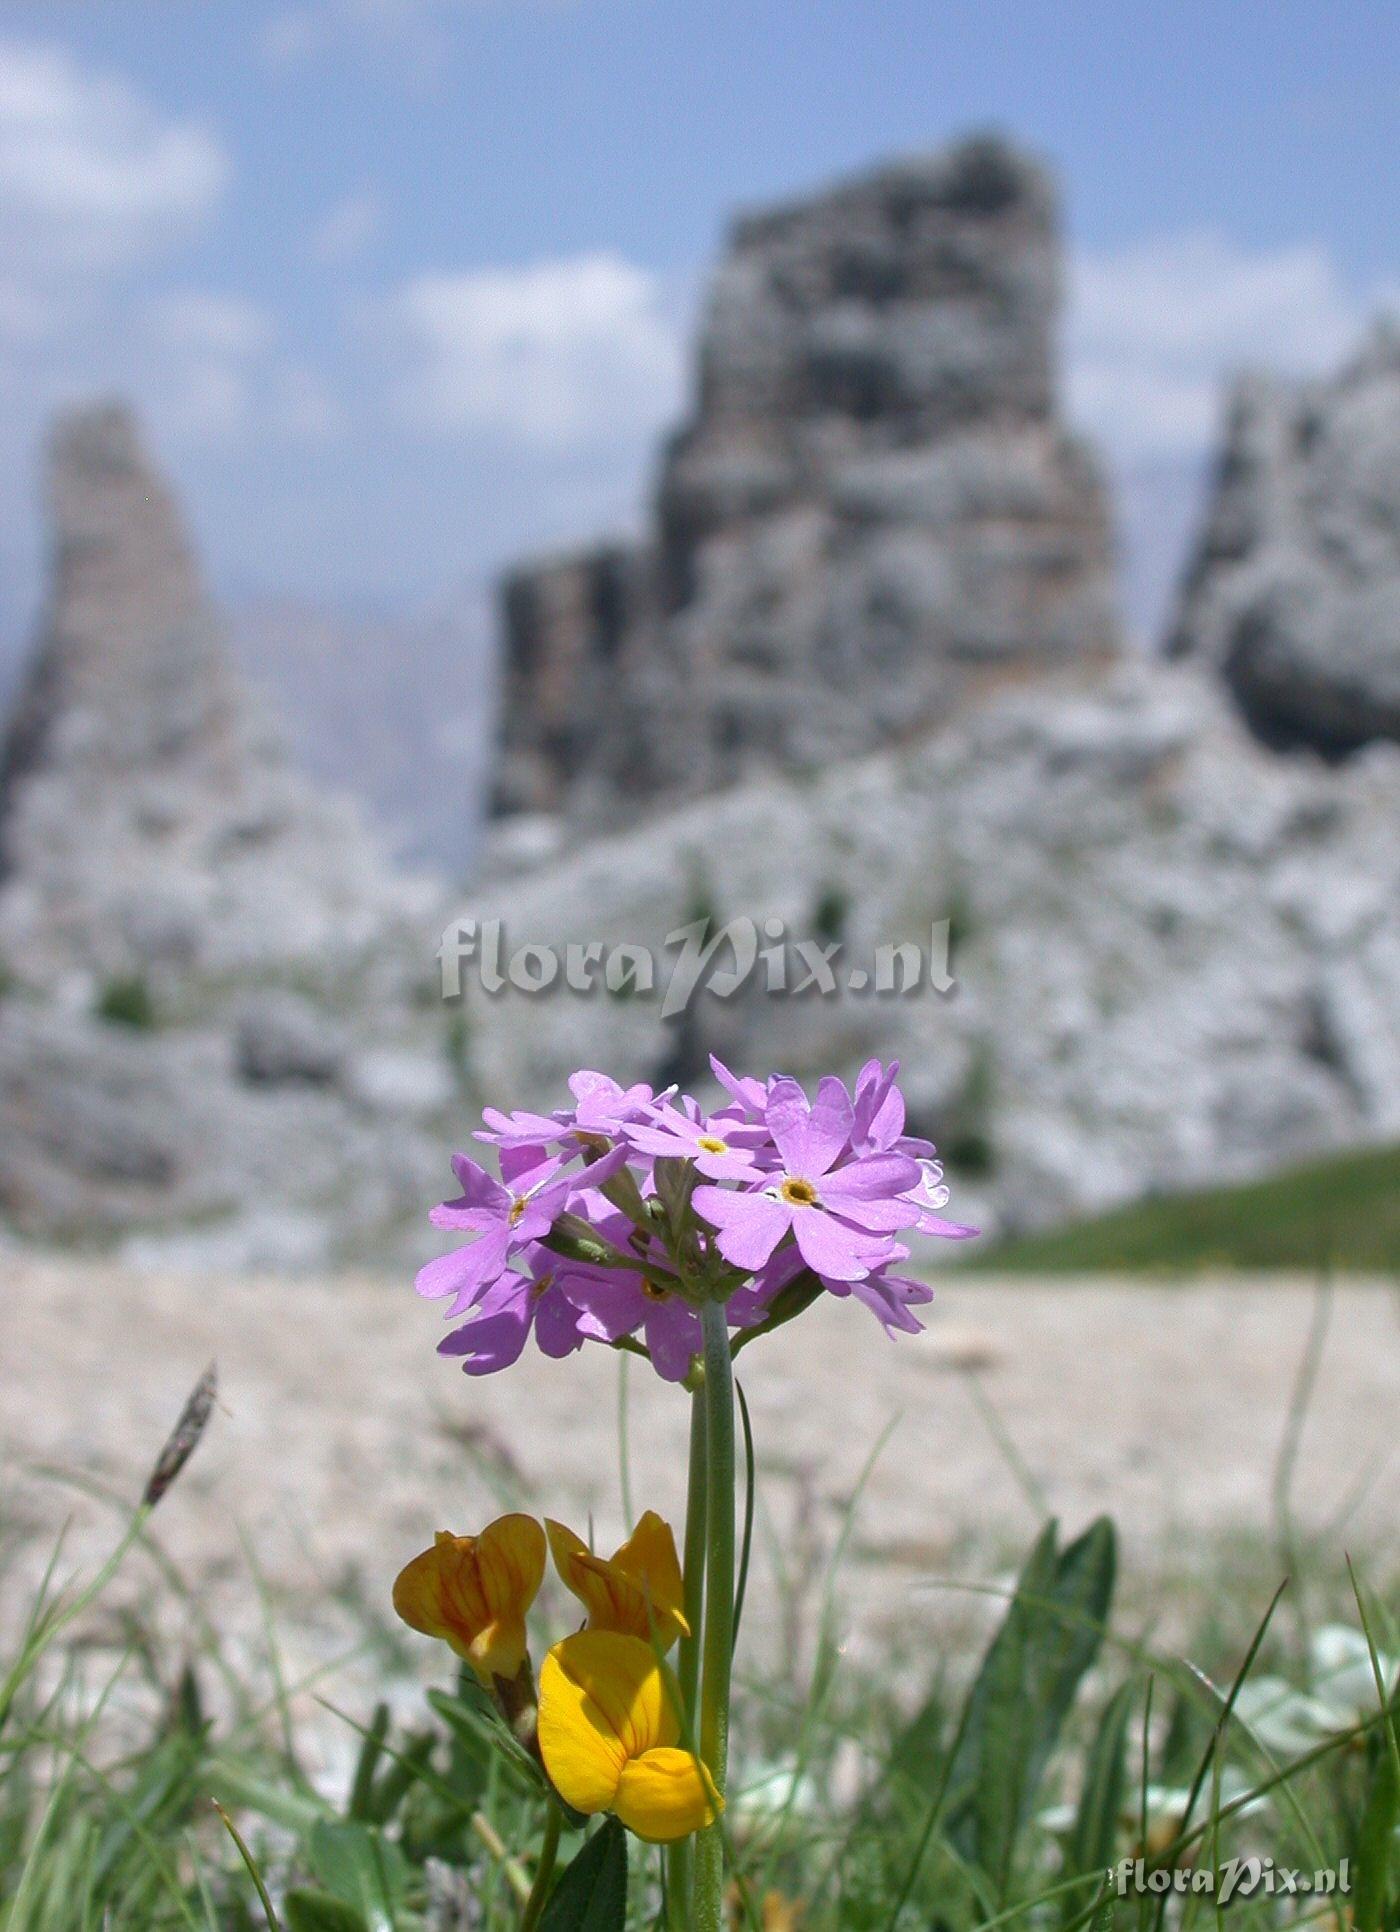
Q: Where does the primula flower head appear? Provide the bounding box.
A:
[547,1511,689,1652]
[538,1631,721,1843]
[392,1513,545,1687]
[414,1059,976,1380]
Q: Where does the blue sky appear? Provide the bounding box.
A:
[1,0,1396,651]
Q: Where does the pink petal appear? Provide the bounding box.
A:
[429,1200,506,1232]
[447,1154,510,1207]
[693,1184,792,1270]
[764,1078,811,1172]
[414,1246,483,1300]
[826,1195,921,1233]
[915,1213,980,1240]
[849,1275,926,1335]
[709,1054,767,1117]
[645,1302,703,1381]
[439,1308,532,1374]
[821,1152,921,1200]
[790,1205,884,1281]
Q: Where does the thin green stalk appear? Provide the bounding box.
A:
[618,1353,635,1532]
[694,1300,736,1932]
[678,1386,709,1721]
[0,1506,151,1739]
[667,1385,709,1927]
[212,1802,281,1931]
[519,1802,564,1932]
[732,1379,755,1656]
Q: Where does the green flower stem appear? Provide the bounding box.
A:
[519,1800,563,1932]
[678,1382,709,1721]
[666,1388,709,1926]
[693,1299,736,1932]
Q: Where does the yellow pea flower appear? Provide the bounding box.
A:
[392,1513,545,1687]
[538,1630,721,1843]
[546,1510,689,1653]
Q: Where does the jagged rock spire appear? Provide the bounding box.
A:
[0,404,254,860]
[0,401,421,989]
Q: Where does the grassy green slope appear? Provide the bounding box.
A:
[966,1142,1400,1273]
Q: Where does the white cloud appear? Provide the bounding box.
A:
[137,292,345,449]
[147,290,273,357]
[382,253,685,448]
[1066,229,1389,461]
[138,292,274,444]
[260,0,569,71]
[314,189,383,264]
[0,39,227,280]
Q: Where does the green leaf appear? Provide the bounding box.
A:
[882,1669,954,1810]
[90,1729,201,1891]
[1062,1683,1134,1915]
[1156,1684,1209,1785]
[539,1817,628,1930]
[307,1819,410,1931]
[943,1517,1117,1901]
[285,1891,371,1932]
[1354,1739,1399,1932]
[173,1660,206,1740]
[347,1703,390,1821]
[365,1729,437,1826]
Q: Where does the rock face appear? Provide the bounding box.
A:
[493,137,1121,829]
[491,545,639,816]
[0,405,244,839]
[0,406,411,984]
[456,657,1400,1234]
[0,404,454,1265]
[1170,325,1400,754]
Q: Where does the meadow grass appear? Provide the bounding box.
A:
[966,1144,1400,1274]
[2,1340,1398,1931]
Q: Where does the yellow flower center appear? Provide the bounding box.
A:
[532,1271,553,1299]
[780,1176,820,1208]
[508,1196,528,1226]
[697,1135,728,1154]
[642,1281,670,1301]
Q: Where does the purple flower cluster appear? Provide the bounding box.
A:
[416,1061,976,1382]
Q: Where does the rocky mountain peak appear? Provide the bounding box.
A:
[690,135,1059,458]
[491,135,1121,832]
[0,405,250,848]
[1169,320,1400,754]
[0,402,429,991]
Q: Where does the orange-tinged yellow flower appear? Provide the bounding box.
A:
[392,1513,545,1685]
[546,1510,689,1653]
[538,1631,721,1843]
